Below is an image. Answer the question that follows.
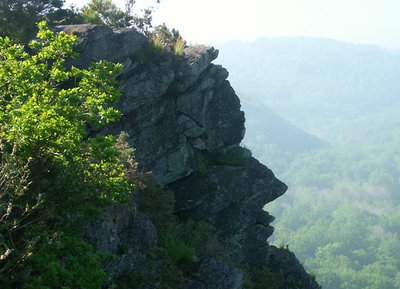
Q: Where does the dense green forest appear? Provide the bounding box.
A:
[217,38,400,289]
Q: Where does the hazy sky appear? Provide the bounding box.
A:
[65,0,400,48]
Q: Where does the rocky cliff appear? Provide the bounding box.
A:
[58,24,320,289]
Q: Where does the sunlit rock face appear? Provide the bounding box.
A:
[59,24,320,289]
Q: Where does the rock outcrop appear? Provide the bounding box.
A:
[58,24,320,289]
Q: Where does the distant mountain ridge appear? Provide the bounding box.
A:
[242,100,323,154]
[216,37,400,130]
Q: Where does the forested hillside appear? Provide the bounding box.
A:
[240,100,323,170]
[217,38,400,129]
[217,38,400,289]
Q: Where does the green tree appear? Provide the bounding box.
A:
[0,0,81,42]
[81,0,160,34]
[0,22,135,288]
[81,0,132,28]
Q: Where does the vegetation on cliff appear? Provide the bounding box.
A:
[0,22,133,288]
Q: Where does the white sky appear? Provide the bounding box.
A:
[65,0,400,48]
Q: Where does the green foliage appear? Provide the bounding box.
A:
[0,0,163,41]
[122,171,231,288]
[149,24,184,53]
[179,220,227,258]
[194,146,253,176]
[0,143,33,278]
[243,265,284,289]
[194,149,210,175]
[160,233,194,265]
[81,0,133,28]
[216,146,252,165]
[81,0,160,35]
[136,174,222,270]
[25,235,107,289]
[129,41,164,65]
[117,219,228,289]
[174,37,186,57]
[116,180,190,288]
[261,113,400,289]
[0,0,82,42]
[115,247,186,289]
[149,33,165,52]
[0,22,135,288]
[0,0,63,41]
[131,2,159,36]
[137,174,175,231]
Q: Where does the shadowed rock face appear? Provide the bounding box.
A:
[59,24,320,289]
[168,157,286,266]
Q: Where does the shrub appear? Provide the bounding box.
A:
[147,23,185,56]
[81,0,160,35]
[25,236,107,289]
[194,149,211,175]
[180,220,227,259]
[216,146,252,165]
[174,38,186,57]
[150,33,165,51]
[137,174,175,232]
[0,22,135,288]
[244,265,284,289]
[115,247,186,289]
[161,233,194,265]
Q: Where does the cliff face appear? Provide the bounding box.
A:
[58,24,320,289]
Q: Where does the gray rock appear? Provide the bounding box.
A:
[177,114,205,138]
[169,157,286,266]
[60,24,242,183]
[177,64,245,152]
[268,246,321,289]
[57,24,147,66]
[184,258,243,289]
[86,195,157,280]
[117,59,175,115]
[175,45,220,92]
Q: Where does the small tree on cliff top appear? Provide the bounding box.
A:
[82,0,160,34]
